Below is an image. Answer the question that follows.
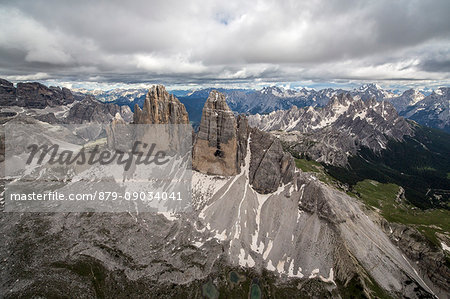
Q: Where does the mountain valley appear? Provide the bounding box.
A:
[0,79,449,298]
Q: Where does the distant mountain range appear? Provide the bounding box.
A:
[81,83,449,133]
[399,87,449,133]
[248,93,412,166]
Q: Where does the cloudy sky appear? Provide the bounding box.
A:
[0,0,449,90]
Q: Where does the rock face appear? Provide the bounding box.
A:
[379,220,449,297]
[0,79,75,108]
[386,88,425,113]
[133,85,189,124]
[194,142,437,298]
[193,90,242,176]
[66,96,133,124]
[236,115,249,173]
[0,79,16,106]
[248,128,294,193]
[0,78,133,125]
[106,113,128,150]
[249,93,413,166]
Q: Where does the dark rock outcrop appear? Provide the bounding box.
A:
[133,85,189,124]
[0,79,76,108]
[236,115,249,172]
[35,113,64,124]
[0,79,16,106]
[248,128,295,193]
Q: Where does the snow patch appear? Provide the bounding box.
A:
[287,260,304,278]
[266,260,276,271]
[263,239,273,260]
[276,260,285,273]
[319,268,336,285]
[309,268,320,279]
[157,212,178,221]
[441,242,450,252]
[238,248,255,267]
[192,241,204,248]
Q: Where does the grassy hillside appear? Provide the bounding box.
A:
[351,180,449,247]
[294,158,339,186]
[294,157,449,250]
[325,125,450,209]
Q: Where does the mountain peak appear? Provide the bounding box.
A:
[261,86,284,95]
[358,83,382,91]
[193,90,244,176]
[133,84,189,124]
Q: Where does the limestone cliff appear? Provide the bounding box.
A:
[133,85,189,124]
[192,90,241,176]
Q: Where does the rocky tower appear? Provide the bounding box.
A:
[193,90,243,176]
[192,90,294,192]
[133,85,189,124]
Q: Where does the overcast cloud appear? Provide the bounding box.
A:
[0,0,449,89]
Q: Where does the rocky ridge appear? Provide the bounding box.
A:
[0,79,76,108]
[67,96,133,124]
[191,90,442,297]
[248,93,413,166]
[193,133,439,298]
[386,88,426,112]
[0,78,132,125]
[87,83,449,133]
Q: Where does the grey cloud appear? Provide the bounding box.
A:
[0,0,449,87]
[419,59,450,73]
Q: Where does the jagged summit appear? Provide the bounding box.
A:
[193,90,243,176]
[133,84,189,124]
[358,83,382,91]
[197,90,236,146]
[249,93,412,166]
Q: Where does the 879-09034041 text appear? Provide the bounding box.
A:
[8,191,184,202]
